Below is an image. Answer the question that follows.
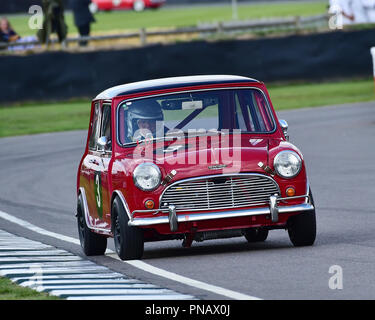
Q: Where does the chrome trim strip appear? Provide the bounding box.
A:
[128,203,315,227]
[305,178,311,204]
[134,202,270,215]
[269,195,279,222]
[168,205,178,232]
[277,194,309,201]
[78,187,111,234]
[132,193,309,216]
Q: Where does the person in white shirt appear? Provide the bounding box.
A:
[329,0,355,26]
[362,0,375,22]
[352,0,368,23]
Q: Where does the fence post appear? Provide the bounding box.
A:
[232,0,238,20]
[140,28,147,46]
[294,16,301,33]
[217,21,223,35]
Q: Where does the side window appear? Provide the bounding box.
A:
[100,105,112,151]
[234,90,274,132]
[89,103,101,151]
[234,93,255,132]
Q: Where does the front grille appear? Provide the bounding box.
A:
[160,174,280,211]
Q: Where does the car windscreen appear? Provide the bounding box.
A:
[117,88,275,145]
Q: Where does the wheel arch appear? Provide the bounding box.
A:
[110,190,132,233]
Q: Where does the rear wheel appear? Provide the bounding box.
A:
[77,194,107,256]
[287,190,316,246]
[112,197,144,260]
[244,228,269,243]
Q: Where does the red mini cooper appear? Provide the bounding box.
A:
[90,0,166,12]
[76,75,316,260]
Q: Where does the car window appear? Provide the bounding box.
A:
[117,89,275,145]
[89,102,101,150]
[234,90,274,132]
[100,104,112,151]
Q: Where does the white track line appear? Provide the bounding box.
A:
[0,211,80,245]
[0,210,261,300]
[113,256,258,300]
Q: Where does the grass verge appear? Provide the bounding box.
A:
[268,78,375,110]
[0,100,90,138]
[0,277,59,300]
[9,2,327,37]
[0,78,374,138]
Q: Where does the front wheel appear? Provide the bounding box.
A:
[287,190,316,246]
[287,211,316,246]
[112,197,144,260]
[77,194,107,256]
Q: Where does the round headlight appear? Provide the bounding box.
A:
[273,151,302,179]
[133,163,161,191]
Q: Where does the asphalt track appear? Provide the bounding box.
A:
[0,101,374,300]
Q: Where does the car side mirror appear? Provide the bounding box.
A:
[279,119,289,141]
[97,136,111,151]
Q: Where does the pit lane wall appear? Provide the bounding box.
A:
[1,29,374,104]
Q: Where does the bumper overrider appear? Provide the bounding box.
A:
[128,194,314,232]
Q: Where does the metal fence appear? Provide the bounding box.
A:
[0,14,330,51]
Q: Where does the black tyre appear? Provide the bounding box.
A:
[287,190,316,247]
[244,228,269,243]
[77,194,107,256]
[112,197,144,260]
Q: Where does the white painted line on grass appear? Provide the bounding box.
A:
[0,209,262,300]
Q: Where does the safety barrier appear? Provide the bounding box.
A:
[1,28,373,104]
[0,14,329,50]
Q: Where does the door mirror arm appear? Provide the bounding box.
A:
[279,119,289,141]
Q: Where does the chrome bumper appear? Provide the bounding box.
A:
[128,195,314,229]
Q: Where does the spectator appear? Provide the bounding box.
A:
[362,0,375,22]
[70,0,96,47]
[338,0,355,24]
[37,0,68,47]
[351,0,368,23]
[0,17,39,51]
[329,0,355,26]
[0,18,20,43]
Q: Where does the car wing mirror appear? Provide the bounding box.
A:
[279,119,289,141]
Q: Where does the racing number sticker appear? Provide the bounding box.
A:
[94,171,103,219]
